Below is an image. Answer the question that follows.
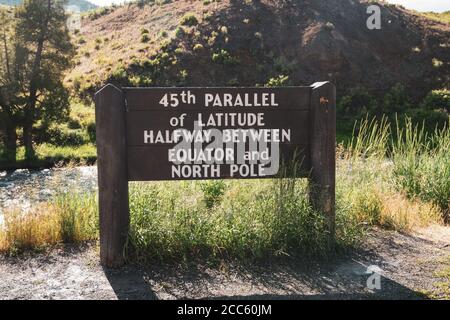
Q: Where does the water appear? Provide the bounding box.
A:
[0,166,98,223]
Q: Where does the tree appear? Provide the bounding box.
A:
[0,7,19,161]
[14,0,74,159]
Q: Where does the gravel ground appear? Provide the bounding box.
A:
[0,225,449,300]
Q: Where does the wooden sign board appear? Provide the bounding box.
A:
[95,82,336,267]
[125,87,311,181]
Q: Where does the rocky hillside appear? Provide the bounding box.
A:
[66,0,449,102]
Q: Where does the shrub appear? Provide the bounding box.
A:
[175,26,185,38]
[325,21,335,30]
[38,126,86,147]
[219,26,228,34]
[178,69,188,82]
[180,13,198,27]
[141,34,150,43]
[421,89,450,112]
[337,87,377,118]
[382,83,411,114]
[273,55,296,74]
[86,122,96,143]
[432,58,443,68]
[68,118,82,130]
[174,47,185,54]
[207,31,218,45]
[211,49,240,65]
[227,78,239,86]
[111,65,127,80]
[265,75,289,87]
[403,108,449,132]
[193,43,204,51]
[200,181,226,209]
[88,7,111,20]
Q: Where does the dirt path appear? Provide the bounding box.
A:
[0,226,449,300]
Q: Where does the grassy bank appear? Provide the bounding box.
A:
[0,102,96,170]
[0,144,97,170]
[0,118,448,261]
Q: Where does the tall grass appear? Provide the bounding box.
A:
[127,178,342,262]
[346,115,391,160]
[0,117,448,259]
[392,118,450,221]
[0,193,98,254]
[339,116,448,228]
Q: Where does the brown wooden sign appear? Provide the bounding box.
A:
[95,82,336,267]
[125,87,311,181]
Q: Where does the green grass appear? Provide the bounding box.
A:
[422,255,450,299]
[0,101,96,169]
[127,178,354,262]
[392,119,450,221]
[0,144,97,169]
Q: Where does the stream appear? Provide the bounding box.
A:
[0,166,98,223]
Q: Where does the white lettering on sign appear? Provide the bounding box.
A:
[143,90,296,179]
[143,129,291,144]
[172,164,221,179]
[204,93,279,107]
[159,91,196,107]
[197,113,265,127]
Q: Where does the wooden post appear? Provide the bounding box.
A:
[309,82,336,239]
[95,84,129,267]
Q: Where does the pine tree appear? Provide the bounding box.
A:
[0,7,18,161]
[14,0,74,159]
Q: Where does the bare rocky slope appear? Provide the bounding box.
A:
[67,0,449,101]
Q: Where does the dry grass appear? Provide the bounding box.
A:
[378,193,443,231]
[335,159,442,233]
[0,193,98,254]
[0,204,60,253]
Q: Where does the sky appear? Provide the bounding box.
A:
[385,0,450,12]
[88,0,450,13]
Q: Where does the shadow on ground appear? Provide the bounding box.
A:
[2,228,445,300]
[103,235,430,300]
